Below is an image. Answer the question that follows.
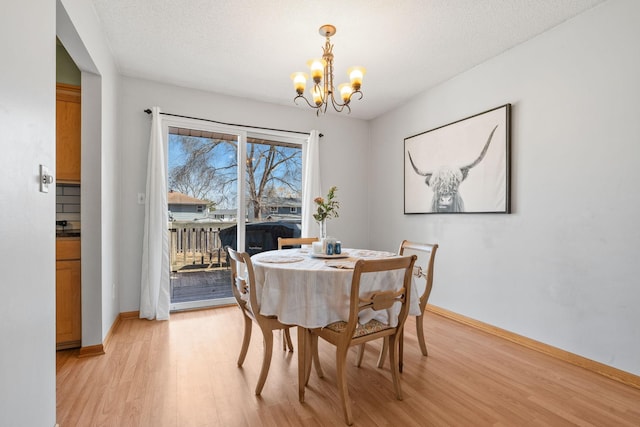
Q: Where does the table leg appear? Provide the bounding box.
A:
[297,326,308,402]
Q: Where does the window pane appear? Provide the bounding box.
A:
[166,125,303,307]
[167,129,239,306]
[245,139,302,223]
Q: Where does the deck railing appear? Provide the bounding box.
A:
[169,224,229,271]
[169,220,300,272]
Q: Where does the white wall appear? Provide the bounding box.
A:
[0,1,57,425]
[0,1,120,421]
[57,0,121,347]
[369,0,640,376]
[117,77,370,312]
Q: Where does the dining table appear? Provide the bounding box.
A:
[250,247,421,401]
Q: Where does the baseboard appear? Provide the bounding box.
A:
[78,311,139,358]
[56,340,81,351]
[119,310,140,319]
[78,344,104,358]
[426,304,640,390]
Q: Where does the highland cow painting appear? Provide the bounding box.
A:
[404,104,511,214]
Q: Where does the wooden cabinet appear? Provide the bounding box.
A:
[56,238,81,349]
[56,84,81,182]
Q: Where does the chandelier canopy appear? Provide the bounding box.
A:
[291,25,366,115]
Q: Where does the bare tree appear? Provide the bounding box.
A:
[169,134,301,219]
[246,142,301,219]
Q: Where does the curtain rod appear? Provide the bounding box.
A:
[143,109,322,138]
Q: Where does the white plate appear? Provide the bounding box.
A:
[310,251,350,259]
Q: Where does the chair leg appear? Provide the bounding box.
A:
[237,314,252,367]
[399,326,404,373]
[416,314,428,356]
[377,336,389,368]
[335,346,353,426]
[388,334,403,401]
[355,343,365,367]
[255,330,274,395]
[284,328,294,352]
[310,333,323,380]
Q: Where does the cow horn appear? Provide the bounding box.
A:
[408,151,434,186]
[408,151,431,176]
[460,124,499,180]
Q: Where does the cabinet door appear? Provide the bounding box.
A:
[56,84,81,182]
[56,260,81,348]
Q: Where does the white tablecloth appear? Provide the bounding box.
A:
[251,248,420,329]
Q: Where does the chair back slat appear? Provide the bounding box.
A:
[360,288,405,312]
[374,289,405,311]
[277,236,319,250]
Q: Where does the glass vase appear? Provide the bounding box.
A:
[319,219,327,240]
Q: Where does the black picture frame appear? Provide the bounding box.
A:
[404,104,511,214]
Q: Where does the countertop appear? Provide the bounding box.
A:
[56,232,81,238]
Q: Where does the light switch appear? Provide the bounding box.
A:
[40,164,53,193]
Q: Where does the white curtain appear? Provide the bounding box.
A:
[302,130,322,238]
[140,107,170,320]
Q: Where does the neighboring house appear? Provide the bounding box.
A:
[261,196,302,221]
[168,191,238,223]
[167,191,209,222]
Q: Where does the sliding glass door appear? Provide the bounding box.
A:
[164,117,304,311]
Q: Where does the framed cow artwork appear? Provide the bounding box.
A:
[404,104,511,214]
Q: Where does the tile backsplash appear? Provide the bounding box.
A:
[56,184,81,227]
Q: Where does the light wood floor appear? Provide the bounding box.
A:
[56,306,640,426]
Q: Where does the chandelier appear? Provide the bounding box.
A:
[291,25,366,115]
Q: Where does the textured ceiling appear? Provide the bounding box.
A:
[90,0,605,120]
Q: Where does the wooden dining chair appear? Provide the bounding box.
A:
[357,241,439,372]
[227,247,294,395]
[277,236,318,250]
[305,255,417,426]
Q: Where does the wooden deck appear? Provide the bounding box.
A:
[171,268,232,303]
